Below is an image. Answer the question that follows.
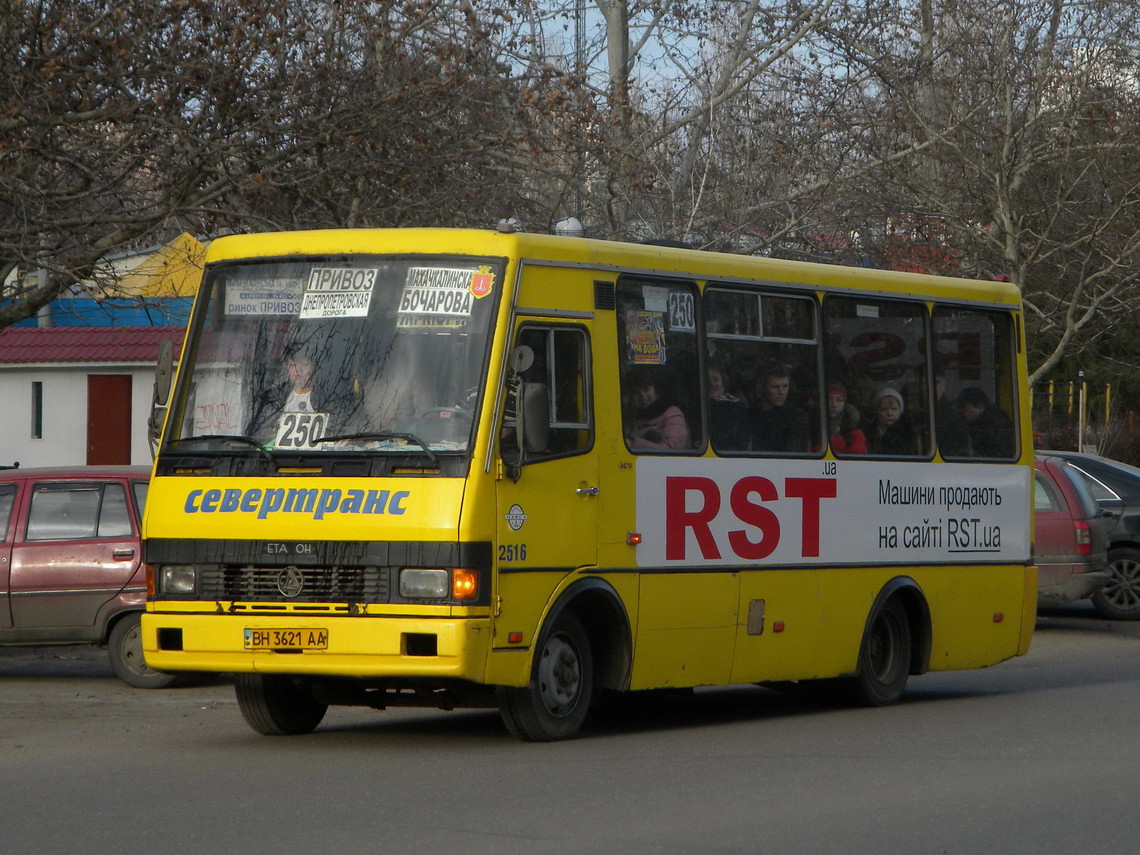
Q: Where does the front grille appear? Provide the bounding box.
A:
[198,565,391,603]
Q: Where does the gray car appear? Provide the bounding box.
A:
[1043,451,1140,619]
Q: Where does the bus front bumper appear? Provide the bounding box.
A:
[141,611,493,681]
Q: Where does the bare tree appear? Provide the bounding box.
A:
[812,0,1140,382]
[0,0,576,328]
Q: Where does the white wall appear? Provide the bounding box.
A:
[0,364,158,468]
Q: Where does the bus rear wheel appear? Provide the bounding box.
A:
[497,612,593,741]
[235,674,328,735]
[844,597,911,706]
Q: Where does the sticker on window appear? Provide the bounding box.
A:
[627,311,666,365]
[399,267,478,317]
[274,411,331,450]
[470,266,495,298]
[298,268,377,319]
[668,291,695,332]
[225,278,304,316]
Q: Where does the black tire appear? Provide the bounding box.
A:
[107,612,177,689]
[497,611,593,741]
[841,597,912,706]
[1091,547,1140,620]
[235,674,328,735]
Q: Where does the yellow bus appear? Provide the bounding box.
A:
[142,226,1035,740]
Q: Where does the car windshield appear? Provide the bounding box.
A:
[165,256,501,457]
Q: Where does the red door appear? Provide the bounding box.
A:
[87,375,132,465]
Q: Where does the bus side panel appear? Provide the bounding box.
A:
[491,571,566,651]
[729,569,838,684]
[630,572,739,689]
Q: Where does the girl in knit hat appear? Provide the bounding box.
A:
[824,382,866,454]
[867,387,920,455]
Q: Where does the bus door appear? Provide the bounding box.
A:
[494,321,597,646]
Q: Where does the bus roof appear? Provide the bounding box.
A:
[204,227,1022,307]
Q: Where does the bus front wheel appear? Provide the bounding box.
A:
[235,674,328,735]
[497,612,593,741]
[845,597,911,706]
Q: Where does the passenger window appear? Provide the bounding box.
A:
[932,307,1017,460]
[824,296,930,458]
[0,485,15,541]
[501,325,592,462]
[1034,473,1063,512]
[617,278,702,453]
[704,287,819,454]
[98,484,132,537]
[26,485,101,541]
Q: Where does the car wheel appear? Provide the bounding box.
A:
[107,612,177,689]
[235,674,328,735]
[497,611,593,741]
[1092,547,1140,620]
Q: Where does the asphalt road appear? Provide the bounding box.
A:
[2,602,1138,855]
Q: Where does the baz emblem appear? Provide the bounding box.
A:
[505,504,528,531]
[276,566,305,598]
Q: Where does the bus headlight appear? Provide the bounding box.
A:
[400,568,450,599]
[160,565,197,595]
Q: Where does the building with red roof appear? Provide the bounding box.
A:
[0,325,186,468]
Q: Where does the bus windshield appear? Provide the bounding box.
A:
[166,255,501,456]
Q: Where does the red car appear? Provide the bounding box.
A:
[0,465,173,687]
[1034,454,1119,607]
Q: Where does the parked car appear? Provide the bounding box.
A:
[1034,454,1117,607]
[0,465,173,686]
[1042,451,1140,619]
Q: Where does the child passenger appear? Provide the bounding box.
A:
[825,382,866,454]
[867,387,921,456]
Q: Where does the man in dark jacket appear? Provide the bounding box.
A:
[750,363,809,453]
[958,386,1015,458]
[934,370,972,457]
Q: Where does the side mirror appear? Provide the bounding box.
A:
[508,344,534,374]
[520,382,550,454]
[153,340,174,406]
[148,340,175,454]
[504,345,546,480]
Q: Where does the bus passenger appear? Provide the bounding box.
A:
[867,387,921,455]
[957,387,1015,458]
[934,369,972,457]
[825,382,866,455]
[707,363,750,451]
[750,362,810,453]
[285,351,322,413]
[624,367,690,451]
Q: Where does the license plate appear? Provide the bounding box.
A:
[243,627,328,650]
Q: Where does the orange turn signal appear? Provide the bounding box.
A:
[452,568,478,601]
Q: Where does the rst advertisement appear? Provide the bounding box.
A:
[635,458,1031,567]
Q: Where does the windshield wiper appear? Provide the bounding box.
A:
[316,431,440,466]
[166,434,277,468]
[169,434,268,450]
